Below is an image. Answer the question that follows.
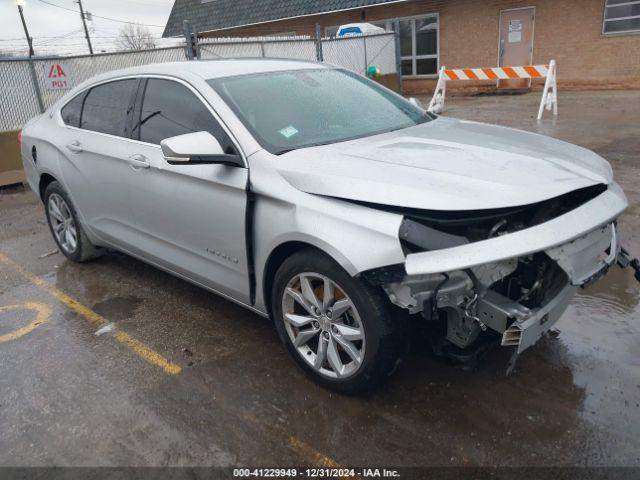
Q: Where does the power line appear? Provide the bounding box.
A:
[0,35,170,44]
[0,36,37,41]
[0,31,82,41]
[99,0,169,7]
[32,28,84,45]
[35,0,166,28]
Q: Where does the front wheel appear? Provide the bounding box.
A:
[272,249,403,394]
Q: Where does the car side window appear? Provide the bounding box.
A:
[135,78,235,153]
[60,92,86,127]
[80,79,137,137]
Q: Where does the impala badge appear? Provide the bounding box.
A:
[206,248,239,264]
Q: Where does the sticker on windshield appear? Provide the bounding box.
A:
[279,125,299,139]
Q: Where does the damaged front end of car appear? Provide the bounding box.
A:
[362,182,639,367]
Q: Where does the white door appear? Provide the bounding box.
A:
[498,7,535,89]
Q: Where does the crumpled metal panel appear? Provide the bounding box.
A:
[405,183,627,276]
[501,284,576,354]
[546,223,616,285]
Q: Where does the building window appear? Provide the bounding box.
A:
[397,15,439,77]
[603,0,640,34]
[325,14,439,76]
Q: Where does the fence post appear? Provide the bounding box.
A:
[260,42,266,57]
[194,33,201,60]
[315,23,323,62]
[393,19,403,94]
[27,58,45,113]
[183,20,194,60]
[363,36,368,75]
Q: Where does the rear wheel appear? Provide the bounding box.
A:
[272,249,403,394]
[44,181,101,262]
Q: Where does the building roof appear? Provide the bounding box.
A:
[163,0,406,37]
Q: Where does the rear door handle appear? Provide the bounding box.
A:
[66,141,83,153]
[127,154,150,169]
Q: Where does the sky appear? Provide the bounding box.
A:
[0,0,178,57]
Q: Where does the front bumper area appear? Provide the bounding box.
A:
[494,284,576,354]
[404,183,627,277]
[390,183,635,358]
[546,223,618,287]
[382,182,638,359]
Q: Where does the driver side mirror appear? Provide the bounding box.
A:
[160,131,244,167]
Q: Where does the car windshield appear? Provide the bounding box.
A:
[207,68,432,155]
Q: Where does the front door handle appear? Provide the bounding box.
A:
[66,140,83,153]
[127,154,150,169]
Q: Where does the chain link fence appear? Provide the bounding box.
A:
[0,32,399,133]
[322,34,396,77]
[198,32,397,76]
[1,46,187,132]
[33,47,187,112]
[0,61,43,132]
[198,35,315,60]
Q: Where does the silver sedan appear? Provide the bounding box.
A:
[19,59,638,393]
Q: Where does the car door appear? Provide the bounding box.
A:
[59,78,141,245]
[123,77,251,303]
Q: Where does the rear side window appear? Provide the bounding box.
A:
[135,78,235,153]
[60,92,85,127]
[80,79,137,137]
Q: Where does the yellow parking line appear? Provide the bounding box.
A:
[0,252,181,375]
[0,255,350,466]
[288,436,340,468]
[112,330,181,374]
[0,302,51,343]
[1,256,352,466]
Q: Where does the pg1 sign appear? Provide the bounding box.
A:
[44,62,72,90]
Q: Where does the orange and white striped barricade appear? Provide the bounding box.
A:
[427,60,557,121]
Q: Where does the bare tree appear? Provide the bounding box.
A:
[115,24,156,51]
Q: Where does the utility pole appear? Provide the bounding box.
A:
[16,0,35,57]
[76,0,94,55]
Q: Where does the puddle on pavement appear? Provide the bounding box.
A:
[559,267,639,359]
[553,266,640,439]
[92,295,143,322]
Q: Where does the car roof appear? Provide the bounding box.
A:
[94,58,331,82]
[54,58,334,111]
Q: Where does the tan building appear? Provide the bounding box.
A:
[163,0,640,94]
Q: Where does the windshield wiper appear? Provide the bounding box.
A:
[274,148,297,155]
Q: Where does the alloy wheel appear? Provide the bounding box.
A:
[281,272,366,379]
[47,193,78,254]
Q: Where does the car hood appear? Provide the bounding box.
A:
[275,117,613,211]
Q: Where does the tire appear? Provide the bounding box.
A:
[43,181,102,263]
[272,249,403,394]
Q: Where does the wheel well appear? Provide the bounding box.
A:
[38,173,57,202]
[262,241,325,317]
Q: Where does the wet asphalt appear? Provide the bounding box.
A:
[0,90,638,468]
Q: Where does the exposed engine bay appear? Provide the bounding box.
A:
[382,254,573,354]
[362,184,640,362]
